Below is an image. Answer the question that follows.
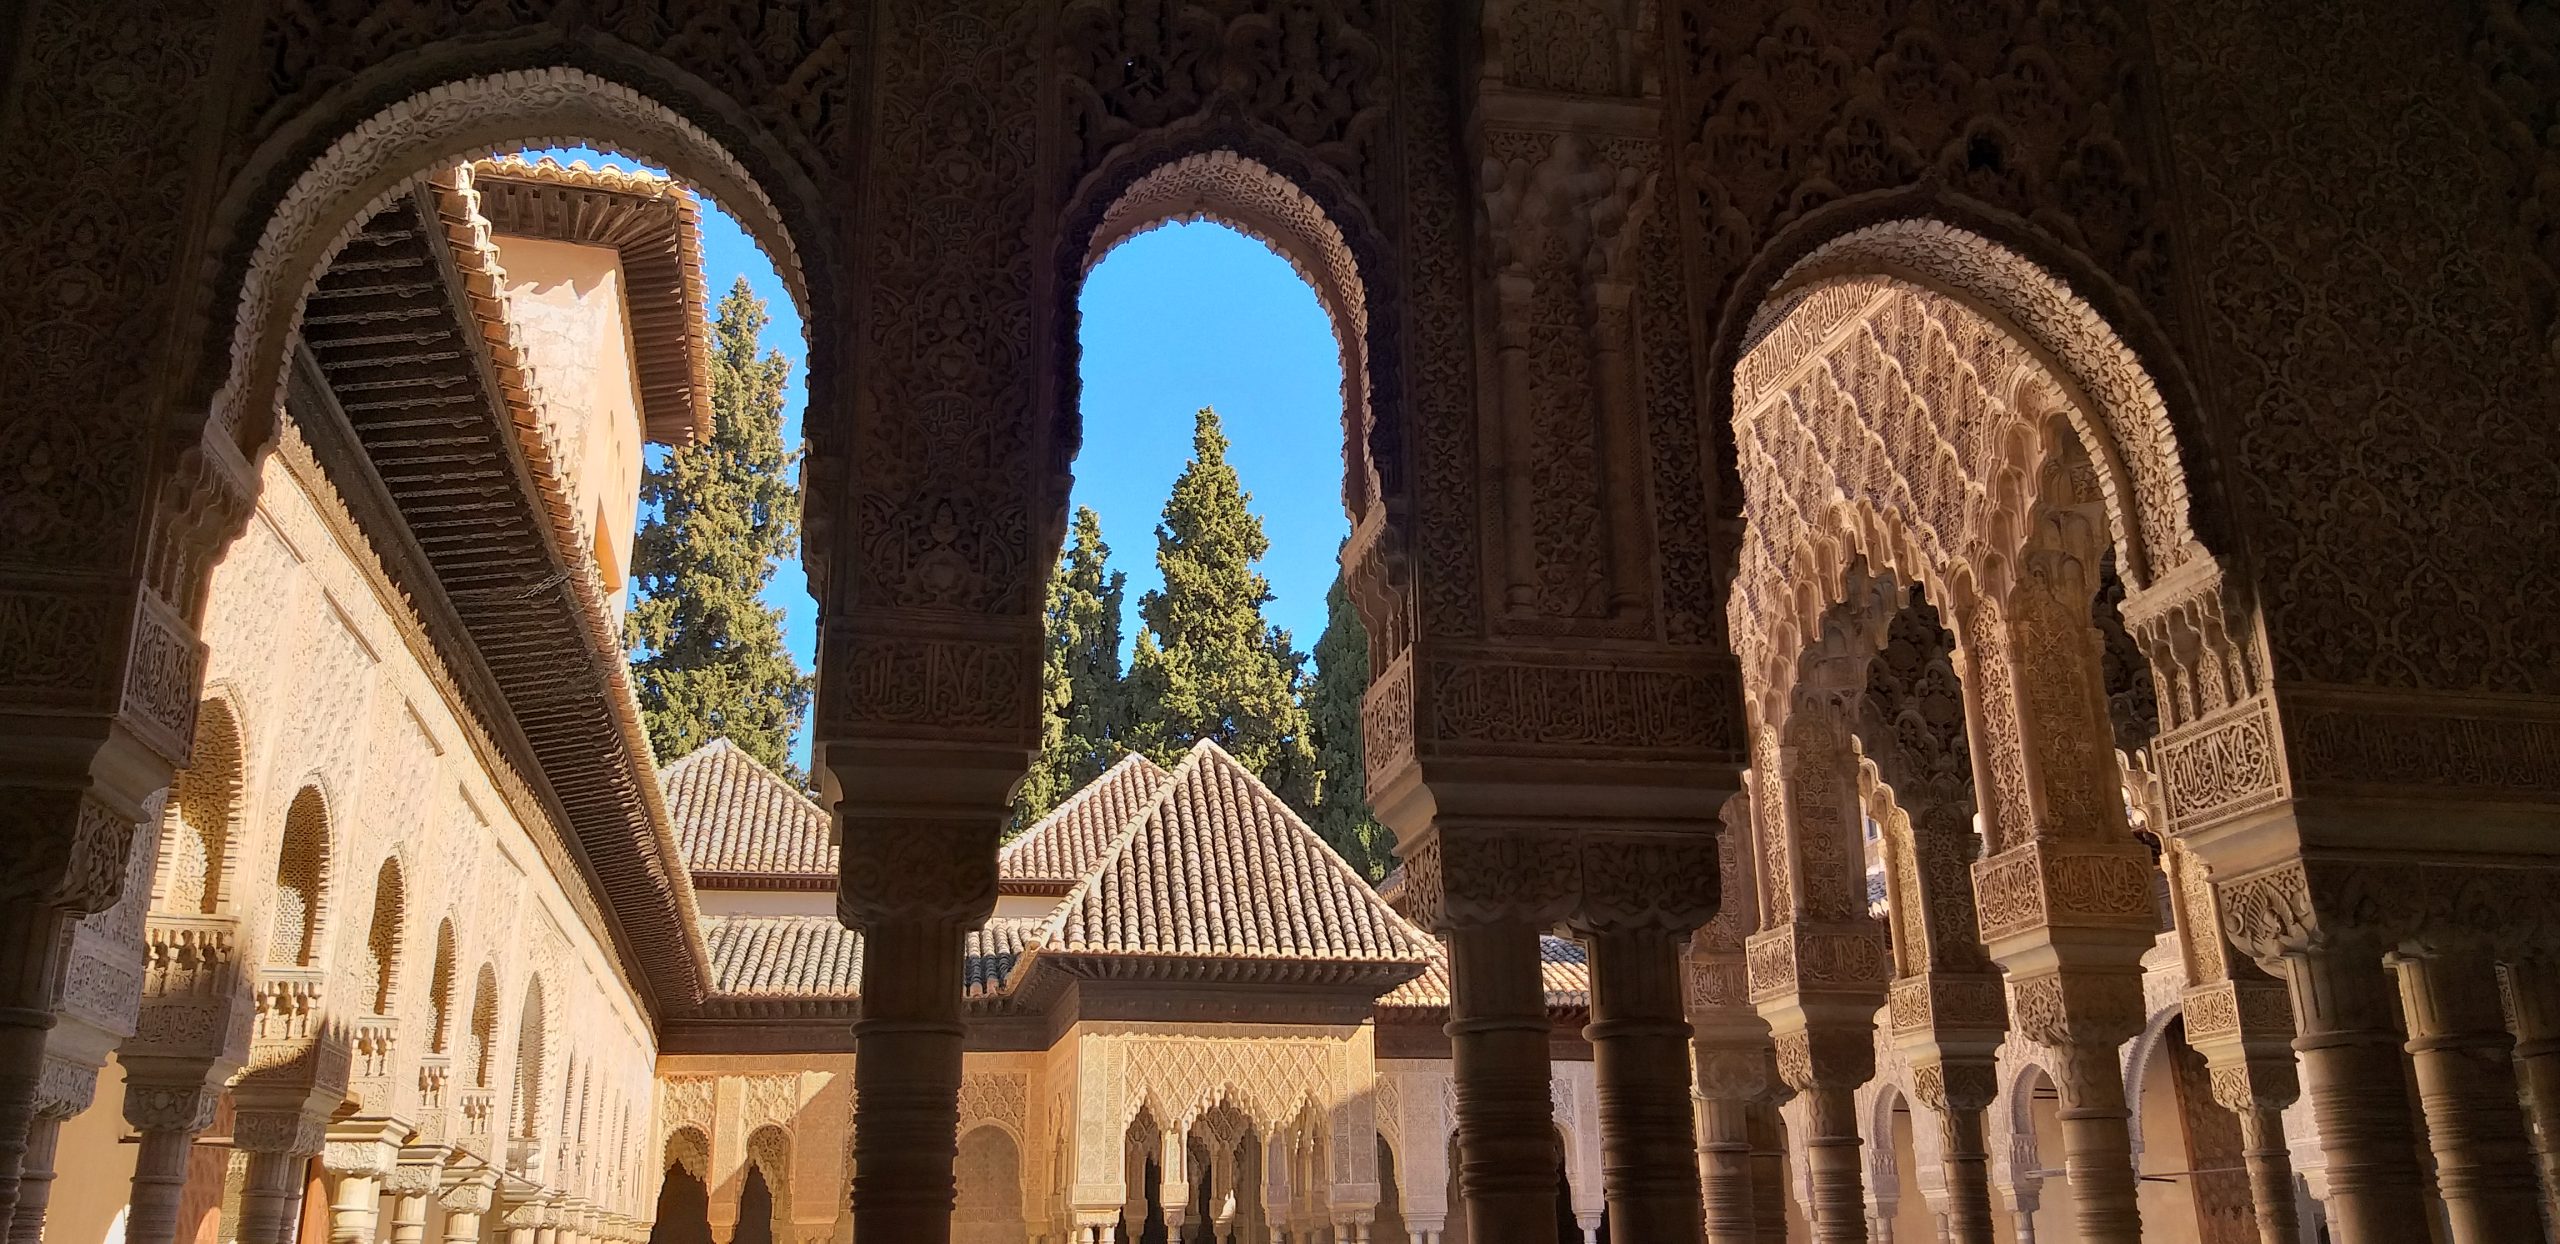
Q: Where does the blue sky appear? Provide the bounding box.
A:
[685,192,1344,770]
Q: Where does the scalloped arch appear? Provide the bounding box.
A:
[213,67,812,454]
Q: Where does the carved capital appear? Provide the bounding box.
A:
[2007,971,2145,1048]
[1886,971,2007,1045]
[0,789,138,916]
[1399,827,1579,932]
[119,1072,223,1134]
[1771,1027,1875,1093]
[1743,921,1890,1006]
[1692,1043,1782,1103]
[232,1104,330,1156]
[836,816,1001,930]
[1910,1059,2000,1115]
[1572,830,1721,931]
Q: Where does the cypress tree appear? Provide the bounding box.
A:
[1015,506,1133,827]
[1127,408,1317,810]
[1308,564,1393,879]
[627,277,811,781]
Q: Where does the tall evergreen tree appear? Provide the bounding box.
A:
[627,277,811,780]
[1126,408,1317,810]
[1014,507,1132,828]
[1307,564,1393,879]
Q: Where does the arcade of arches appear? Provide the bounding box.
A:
[2,4,2556,1244]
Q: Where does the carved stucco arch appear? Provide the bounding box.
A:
[157,691,251,915]
[1866,1077,1911,1199]
[1058,125,1403,566]
[2117,1001,2185,1168]
[1742,219,2197,594]
[664,1125,712,1181]
[205,65,817,458]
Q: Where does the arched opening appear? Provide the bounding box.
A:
[512,978,548,1164]
[955,1124,1029,1244]
[267,786,330,966]
[364,856,406,1015]
[160,696,245,915]
[743,1124,793,1244]
[1033,143,1402,874]
[468,964,501,1088]
[1373,1133,1406,1244]
[648,1161,714,1244]
[426,920,458,1053]
[734,1164,777,1244]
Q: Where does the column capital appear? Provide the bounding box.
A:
[2005,969,2146,1049]
[439,1167,500,1215]
[1771,1027,1876,1095]
[380,1146,448,1197]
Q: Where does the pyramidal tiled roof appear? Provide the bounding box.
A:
[999,751,1167,884]
[702,914,1041,1002]
[1041,740,1437,963]
[662,739,832,884]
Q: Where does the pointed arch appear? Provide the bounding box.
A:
[512,976,549,1148]
[426,919,459,1052]
[161,694,248,915]
[467,962,501,1088]
[364,855,408,1014]
[268,785,332,966]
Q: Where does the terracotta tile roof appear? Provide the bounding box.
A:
[1042,741,1437,963]
[999,752,1167,884]
[700,915,1043,1003]
[703,916,859,997]
[1376,935,1592,1014]
[662,739,833,885]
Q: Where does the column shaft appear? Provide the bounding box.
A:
[1803,1086,1867,1244]
[1445,922,1557,1244]
[391,1193,431,1244]
[444,1209,486,1244]
[852,920,968,1243]
[1936,1106,1994,1244]
[1586,927,1703,1244]
[2049,1042,2139,1244]
[4,1115,60,1244]
[1746,1103,1789,1244]
[2234,1107,2301,1244]
[331,1171,382,1244]
[2397,951,2543,1242]
[1699,1098,1755,1244]
[128,1129,197,1244]
[0,905,62,1239]
[2283,943,2430,1244]
[238,1150,311,1244]
[2503,959,2560,1237]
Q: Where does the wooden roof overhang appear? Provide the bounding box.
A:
[293,177,709,1015]
[466,158,715,445]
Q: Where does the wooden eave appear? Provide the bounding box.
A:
[295,184,708,1014]
[465,158,714,445]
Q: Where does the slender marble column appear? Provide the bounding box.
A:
[2048,1040,2140,1244]
[1933,1100,1996,1244]
[0,902,72,1238]
[1586,926,1704,1244]
[330,1167,385,1244]
[2280,940,2431,1244]
[1801,1085,1867,1244]
[441,1174,497,1244]
[1699,1097,1756,1243]
[2233,1106,2302,1244]
[852,919,968,1243]
[238,1149,313,1244]
[2396,949,2543,1242]
[1746,1102,1791,1244]
[121,1070,224,1244]
[1446,921,1558,1244]
[2501,959,2560,1236]
[5,1114,62,1244]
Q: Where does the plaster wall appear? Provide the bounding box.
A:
[492,234,649,620]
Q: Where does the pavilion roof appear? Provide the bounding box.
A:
[663,738,834,889]
[997,751,1168,888]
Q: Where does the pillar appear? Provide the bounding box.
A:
[851,919,967,1241]
[5,1111,65,1244]
[2232,1105,2302,1244]
[1446,921,1559,1244]
[2278,939,2431,1244]
[1585,925,1704,1244]
[382,1151,446,1244]
[2046,1038,2140,1244]
[1698,1095,1756,1243]
[1745,1102,1790,1244]
[1915,1067,1996,1244]
[1797,1071,1867,1244]
[441,1171,499,1244]
[328,1164,385,1244]
[2396,948,2543,1242]
[235,1107,329,1244]
[123,1075,223,1244]
[2502,958,2560,1236]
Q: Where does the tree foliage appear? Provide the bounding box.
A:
[1015,506,1133,828]
[1126,408,1317,810]
[1307,563,1393,879]
[627,278,811,781]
